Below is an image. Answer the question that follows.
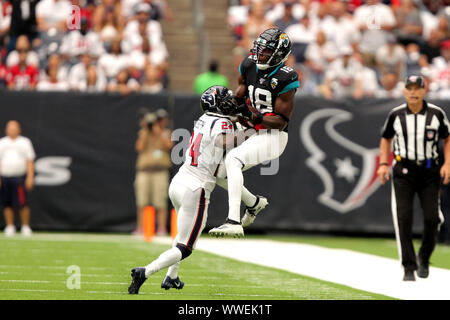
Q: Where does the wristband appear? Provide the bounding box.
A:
[379,162,388,167]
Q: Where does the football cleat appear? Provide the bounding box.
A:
[128,267,147,294]
[161,276,184,290]
[208,219,244,238]
[241,196,269,228]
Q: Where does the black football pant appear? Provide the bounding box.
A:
[392,162,442,271]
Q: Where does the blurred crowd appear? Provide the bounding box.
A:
[228,0,450,99]
[0,0,171,93]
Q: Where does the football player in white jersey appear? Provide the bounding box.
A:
[128,86,261,294]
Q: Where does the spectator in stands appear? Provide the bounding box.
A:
[374,72,404,98]
[36,54,70,91]
[6,35,39,90]
[355,52,379,97]
[140,64,164,93]
[93,0,124,34]
[94,2,124,50]
[421,28,446,64]
[36,0,72,34]
[393,0,423,46]
[353,0,396,68]
[241,0,272,52]
[319,46,364,100]
[320,1,360,50]
[107,68,139,95]
[420,0,442,41]
[6,34,39,68]
[265,0,305,24]
[60,16,105,66]
[40,53,69,82]
[273,0,298,31]
[285,14,316,65]
[375,33,407,80]
[228,0,252,41]
[122,3,168,72]
[0,0,11,40]
[0,59,7,88]
[98,37,129,82]
[405,42,427,76]
[304,29,337,86]
[134,110,173,236]
[35,0,72,66]
[0,120,35,237]
[8,0,39,53]
[428,39,450,99]
[193,60,229,95]
[68,51,106,91]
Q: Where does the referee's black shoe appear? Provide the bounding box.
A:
[417,257,429,278]
[128,267,147,294]
[403,269,416,281]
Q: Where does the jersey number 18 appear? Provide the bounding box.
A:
[248,85,273,113]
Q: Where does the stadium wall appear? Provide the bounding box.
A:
[0,91,449,235]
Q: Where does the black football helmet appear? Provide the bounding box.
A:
[251,28,291,70]
[200,85,234,115]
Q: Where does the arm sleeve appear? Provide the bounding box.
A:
[26,139,36,161]
[278,70,300,96]
[438,110,450,139]
[381,111,396,139]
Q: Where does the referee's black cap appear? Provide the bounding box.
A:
[405,75,425,89]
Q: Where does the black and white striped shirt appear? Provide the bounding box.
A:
[381,101,450,161]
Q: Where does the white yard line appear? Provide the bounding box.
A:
[188,238,450,300]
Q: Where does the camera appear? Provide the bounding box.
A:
[137,108,157,130]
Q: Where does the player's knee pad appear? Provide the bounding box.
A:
[176,243,192,260]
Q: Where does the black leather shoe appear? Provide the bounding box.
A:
[417,257,429,278]
[403,269,416,281]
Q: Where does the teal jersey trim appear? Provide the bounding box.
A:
[278,81,300,95]
[239,63,242,76]
[268,63,284,78]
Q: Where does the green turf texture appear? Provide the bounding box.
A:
[0,232,394,300]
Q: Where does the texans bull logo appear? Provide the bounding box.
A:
[300,108,390,214]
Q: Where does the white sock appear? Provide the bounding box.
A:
[216,177,257,207]
[166,261,180,279]
[225,157,244,222]
[145,247,182,278]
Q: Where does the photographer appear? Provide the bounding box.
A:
[133,110,173,236]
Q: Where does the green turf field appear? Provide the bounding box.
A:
[0,232,399,300]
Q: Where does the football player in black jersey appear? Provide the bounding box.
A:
[209,28,299,237]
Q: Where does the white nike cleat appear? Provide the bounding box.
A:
[241,196,268,228]
[208,219,244,238]
[21,225,33,237]
[4,225,16,237]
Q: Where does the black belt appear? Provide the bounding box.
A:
[399,158,439,168]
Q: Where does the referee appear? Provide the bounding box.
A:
[377,75,450,281]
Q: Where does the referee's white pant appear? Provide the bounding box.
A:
[168,174,210,250]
